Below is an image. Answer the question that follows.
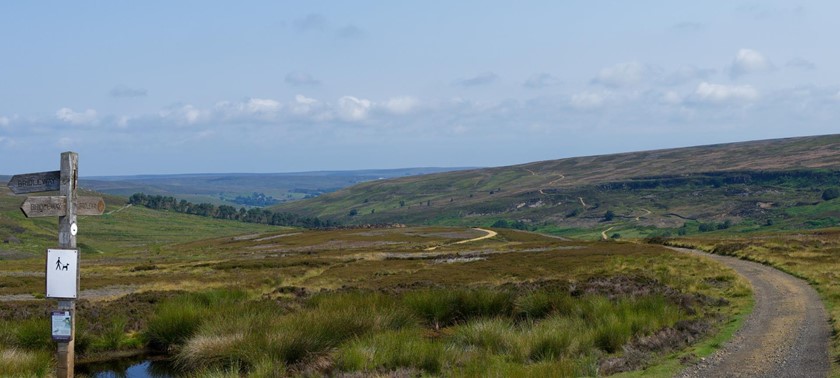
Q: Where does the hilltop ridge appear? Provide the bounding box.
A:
[273,134,840,238]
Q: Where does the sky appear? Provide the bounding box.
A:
[1,1,839,176]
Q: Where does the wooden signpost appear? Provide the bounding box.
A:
[7,170,61,194]
[20,196,105,218]
[6,152,105,377]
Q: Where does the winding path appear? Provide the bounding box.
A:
[425,228,498,251]
[673,248,830,378]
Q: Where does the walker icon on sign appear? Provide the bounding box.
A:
[46,249,79,299]
[54,257,69,271]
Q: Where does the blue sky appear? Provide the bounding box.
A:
[1,1,838,175]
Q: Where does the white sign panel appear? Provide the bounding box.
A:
[51,311,73,341]
[46,249,78,299]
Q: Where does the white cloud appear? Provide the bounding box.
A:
[592,62,652,87]
[524,73,561,89]
[663,66,715,86]
[159,104,203,124]
[116,116,131,128]
[570,92,605,109]
[338,96,372,121]
[834,91,840,101]
[662,91,683,104]
[694,82,759,103]
[290,95,322,116]
[56,108,98,125]
[245,98,282,114]
[0,116,9,127]
[730,49,772,78]
[383,96,419,114]
[57,137,75,148]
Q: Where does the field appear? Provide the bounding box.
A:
[0,185,750,376]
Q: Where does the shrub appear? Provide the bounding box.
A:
[822,188,840,201]
[698,223,716,232]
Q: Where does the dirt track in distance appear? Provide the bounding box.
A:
[673,248,831,378]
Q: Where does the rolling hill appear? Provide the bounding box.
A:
[273,134,840,238]
[79,167,472,206]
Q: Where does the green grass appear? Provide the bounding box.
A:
[0,348,52,377]
[336,328,446,374]
[160,284,705,376]
[1,215,749,376]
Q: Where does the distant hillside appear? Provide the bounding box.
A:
[273,134,840,239]
[81,167,473,207]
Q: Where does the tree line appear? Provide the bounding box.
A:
[128,193,337,229]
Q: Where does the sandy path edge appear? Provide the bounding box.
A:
[672,247,831,378]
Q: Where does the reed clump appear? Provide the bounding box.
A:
[163,286,690,376]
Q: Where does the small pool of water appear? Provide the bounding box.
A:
[77,356,179,378]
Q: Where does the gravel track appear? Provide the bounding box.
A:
[673,248,831,378]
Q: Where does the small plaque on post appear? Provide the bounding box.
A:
[51,311,73,341]
[46,249,79,299]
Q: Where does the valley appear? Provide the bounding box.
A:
[1,134,839,376]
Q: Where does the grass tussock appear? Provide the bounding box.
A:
[159,286,690,376]
[336,328,446,374]
[0,348,52,377]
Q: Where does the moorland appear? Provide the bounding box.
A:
[2,134,840,376]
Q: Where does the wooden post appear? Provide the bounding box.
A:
[56,152,77,378]
[7,152,102,377]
